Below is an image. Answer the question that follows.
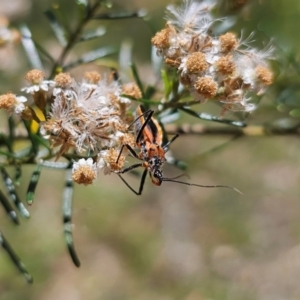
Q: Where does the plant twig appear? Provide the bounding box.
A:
[164,123,300,136]
[50,1,102,77]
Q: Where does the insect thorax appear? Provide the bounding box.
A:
[139,141,164,164]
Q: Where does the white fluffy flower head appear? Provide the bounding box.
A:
[72,158,98,185]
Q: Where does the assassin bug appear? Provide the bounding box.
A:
[116,105,241,195]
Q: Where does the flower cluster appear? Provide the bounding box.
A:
[151,0,273,114]
[0,69,142,185]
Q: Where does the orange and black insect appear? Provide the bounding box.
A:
[116,105,241,195]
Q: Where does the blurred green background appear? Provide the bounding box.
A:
[1,0,300,299]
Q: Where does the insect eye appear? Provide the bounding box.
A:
[151,169,163,186]
[154,169,162,179]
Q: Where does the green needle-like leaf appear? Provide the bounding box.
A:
[93,10,147,20]
[0,189,19,225]
[1,168,30,218]
[19,24,43,70]
[130,63,146,100]
[161,69,172,99]
[26,165,42,206]
[45,10,68,46]
[78,27,106,42]
[62,168,81,267]
[63,46,115,70]
[33,41,56,63]
[180,107,247,127]
[14,165,22,186]
[0,231,33,284]
[76,0,88,6]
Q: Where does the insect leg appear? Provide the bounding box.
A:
[117,162,143,174]
[116,145,125,163]
[118,168,148,195]
[116,144,141,164]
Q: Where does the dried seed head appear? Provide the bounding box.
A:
[185,52,208,73]
[22,70,55,95]
[106,148,125,172]
[150,1,274,114]
[98,148,126,174]
[215,55,235,75]
[151,26,172,49]
[255,66,273,85]
[24,69,45,84]
[108,93,119,106]
[0,93,27,114]
[0,93,16,110]
[122,82,142,99]
[226,77,244,91]
[84,71,101,84]
[119,133,135,149]
[54,73,74,88]
[194,76,218,98]
[219,32,238,53]
[72,158,98,185]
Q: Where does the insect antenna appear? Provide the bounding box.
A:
[162,178,242,194]
[163,173,190,181]
[126,108,153,131]
[163,133,179,152]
